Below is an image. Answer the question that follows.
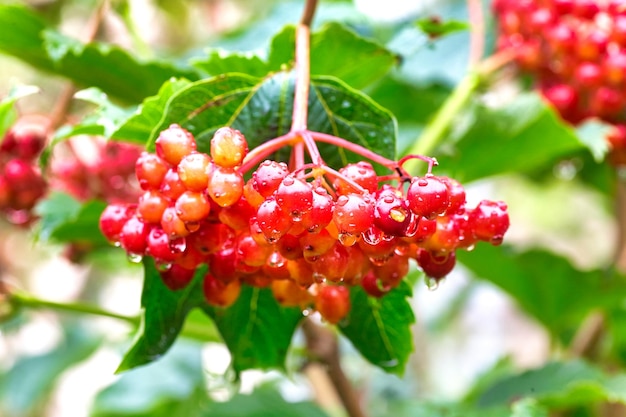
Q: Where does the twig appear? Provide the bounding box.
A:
[467,0,485,69]
[302,318,367,417]
[48,0,110,130]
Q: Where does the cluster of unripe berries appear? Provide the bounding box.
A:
[99,125,509,324]
[0,116,49,225]
[493,0,626,165]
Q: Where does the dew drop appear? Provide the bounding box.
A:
[127,253,143,263]
[341,100,351,109]
[394,244,410,256]
[369,255,390,266]
[291,211,303,222]
[336,195,349,206]
[362,227,382,245]
[466,244,476,252]
[338,232,357,246]
[404,214,420,237]
[390,207,407,223]
[113,241,122,247]
[425,276,440,291]
[418,179,428,187]
[268,251,285,267]
[170,237,187,254]
[383,195,394,204]
[282,176,295,186]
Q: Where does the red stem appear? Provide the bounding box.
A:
[239,132,299,174]
[309,131,398,169]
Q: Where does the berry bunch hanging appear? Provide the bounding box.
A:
[99,124,509,324]
[0,115,49,225]
[493,0,626,163]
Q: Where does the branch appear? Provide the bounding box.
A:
[302,318,367,417]
[467,0,485,68]
[49,0,110,130]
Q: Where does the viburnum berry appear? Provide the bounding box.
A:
[203,273,241,308]
[2,115,48,161]
[99,203,135,242]
[315,284,350,324]
[177,153,211,191]
[155,124,196,166]
[100,124,510,316]
[210,127,248,168]
[470,200,510,245]
[207,166,244,207]
[136,152,169,190]
[252,160,290,198]
[161,264,196,290]
[407,176,450,219]
[416,249,457,280]
[334,161,378,194]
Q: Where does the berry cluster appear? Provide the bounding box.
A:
[99,125,509,324]
[51,138,142,204]
[493,0,626,164]
[0,115,49,225]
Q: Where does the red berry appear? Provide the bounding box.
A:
[135,152,169,190]
[155,124,197,166]
[146,227,184,262]
[119,215,150,254]
[374,188,412,236]
[160,264,196,290]
[274,176,313,221]
[175,190,211,223]
[252,160,289,198]
[137,190,169,224]
[99,203,135,242]
[210,127,248,168]
[470,200,510,245]
[203,273,241,307]
[407,176,450,219]
[333,193,375,237]
[335,161,378,194]
[207,166,244,207]
[416,249,456,279]
[315,284,350,324]
[177,153,211,191]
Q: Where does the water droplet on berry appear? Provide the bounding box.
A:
[282,176,295,186]
[113,241,122,247]
[425,277,440,291]
[338,232,357,246]
[313,272,327,283]
[418,179,428,187]
[362,227,382,245]
[268,251,285,267]
[336,195,349,206]
[466,244,475,252]
[170,237,186,253]
[291,211,302,222]
[389,207,408,223]
[127,253,143,263]
[394,244,410,256]
[383,195,394,204]
[404,214,420,237]
[491,235,504,245]
[369,256,390,266]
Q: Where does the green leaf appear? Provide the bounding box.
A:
[511,399,549,417]
[202,384,330,417]
[476,360,626,408]
[436,93,587,182]
[338,281,414,375]
[203,287,303,373]
[575,120,612,162]
[111,78,191,144]
[457,245,626,340]
[0,325,100,416]
[116,260,217,373]
[415,18,470,38]
[0,4,198,102]
[119,259,301,374]
[268,23,398,89]
[92,341,207,417]
[191,49,270,78]
[34,192,82,241]
[34,192,108,245]
[0,84,40,138]
[150,72,396,169]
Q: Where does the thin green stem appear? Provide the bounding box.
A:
[403,71,480,174]
[10,291,138,324]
